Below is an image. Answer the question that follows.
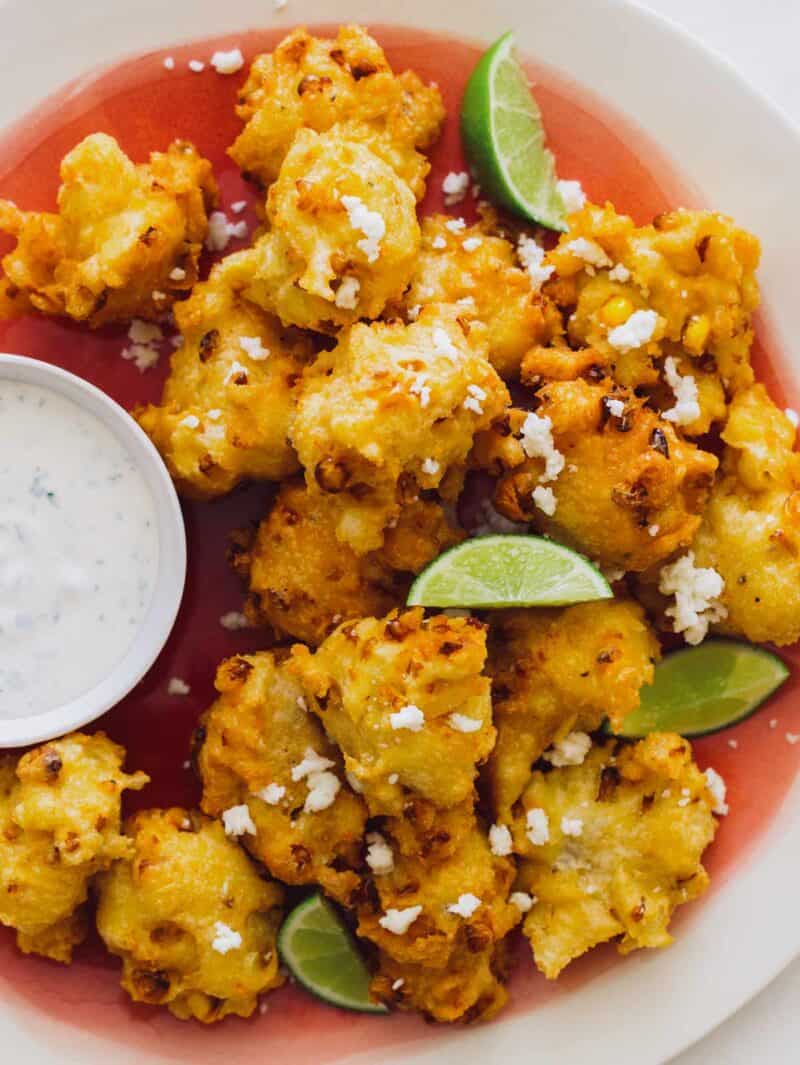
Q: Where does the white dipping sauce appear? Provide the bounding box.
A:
[0,380,159,718]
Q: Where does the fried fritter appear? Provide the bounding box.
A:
[135,259,314,499]
[0,732,148,963]
[0,133,217,326]
[486,601,660,821]
[291,305,509,552]
[197,651,367,904]
[96,808,284,1023]
[357,821,519,1022]
[223,128,420,332]
[512,734,718,979]
[690,384,800,644]
[490,377,717,572]
[230,25,444,198]
[291,608,495,816]
[231,480,463,646]
[391,213,561,378]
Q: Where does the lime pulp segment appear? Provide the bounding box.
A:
[614,639,790,739]
[407,535,612,608]
[277,894,387,1014]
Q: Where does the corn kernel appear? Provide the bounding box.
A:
[683,314,711,354]
[599,296,633,328]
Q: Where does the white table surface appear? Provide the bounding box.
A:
[633,7,800,1062]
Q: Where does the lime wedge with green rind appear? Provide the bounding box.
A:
[277,893,387,1014]
[407,535,611,609]
[461,30,567,231]
[613,639,790,739]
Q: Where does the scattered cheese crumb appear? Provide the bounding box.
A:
[167,677,191,696]
[231,200,248,214]
[390,704,425,731]
[239,336,270,361]
[407,304,421,321]
[341,195,385,262]
[379,906,422,935]
[219,610,249,630]
[786,732,800,745]
[648,524,660,537]
[510,891,535,913]
[211,48,245,75]
[520,412,565,483]
[462,383,487,416]
[206,210,248,252]
[366,832,395,875]
[565,237,612,270]
[410,373,431,407]
[770,719,778,729]
[129,320,163,345]
[448,713,482,733]
[704,768,729,815]
[557,179,586,214]
[662,355,701,426]
[728,739,739,750]
[544,731,592,767]
[677,797,691,808]
[334,276,361,310]
[121,343,160,372]
[462,236,482,252]
[517,235,554,291]
[188,59,206,73]
[532,485,557,516]
[488,823,513,857]
[212,921,242,954]
[561,817,584,837]
[256,783,286,805]
[291,749,335,782]
[179,414,200,429]
[605,398,626,419]
[447,893,482,919]
[659,551,727,645]
[152,290,167,301]
[163,56,175,71]
[169,267,187,282]
[785,408,799,428]
[421,457,440,476]
[442,171,469,206]
[445,218,466,233]
[608,309,659,353]
[431,235,447,250]
[526,808,550,846]
[432,327,459,359]
[222,804,256,837]
[392,978,404,991]
[608,263,631,282]
[388,773,399,785]
[304,770,340,813]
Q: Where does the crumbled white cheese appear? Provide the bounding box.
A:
[557,179,586,214]
[532,485,557,516]
[704,767,729,815]
[188,59,206,73]
[432,327,460,360]
[392,978,405,991]
[121,332,161,372]
[211,48,245,75]
[179,414,200,429]
[407,304,421,321]
[785,408,799,428]
[239,336,270,361]
[410,374,431,407]
[366,832,395,875]
[520,412,565,483]
[224,361,249,385]
[659,551,727,645]
[445,218,466,233]
[786,732,800,746]
[167,677,191,696]
[648,524,660,537]
[334,276,361,310]
[607,263,631,283]
[448,713,482,733]
[561,817,584,837]
[608,309,659,353]
[341,195,385,262]
[129,320,163,345]
[219,610,249,630]
[388,773,399,785]
[565,237,612,270]
[442,171,469,206]
[390,704,425,731]
[222,804,256,837]
[304,770,340,813]
[526,808,550,846]
[163,56,175,71]
[447,893,481,918]
[517,235,554,291]
[231,200,248,214]
[206,211,248,252]
[291,748,335,782]
[544,731,592,767]
[256,783,286,805]
[510,891,535,913]
[378,906,422,935]
[169,267,187,281]
[606,398,626,419]
[728,739,739,750]
[212,922,242,954]
[662,355,701,426]
[462,236,482,253]
[431,235,447,250]
[463,382,487,416]
[421,457,440,476]
[770,719,778,729]
[152,290,168,301]
[488,823,513,857]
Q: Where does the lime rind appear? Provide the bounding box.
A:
[613,639,790,739]
[407,534,612,609]
[278,894,387,1014]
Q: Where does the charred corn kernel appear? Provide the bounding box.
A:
[683,315,711,354]
[599,296,634,328]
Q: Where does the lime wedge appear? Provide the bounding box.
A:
[461,30,567,231]
[613,640,789,739]
[407,535,611,609]
[278,894,387,1014]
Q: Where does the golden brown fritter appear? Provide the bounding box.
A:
[490,377,717,572]
[223,127,420,332]
[291,608,495,817]
[96,808,284,1023]
[291,305,509,553]
[0,732,148,963]
[197,651,367,905]
[0,133,217,326]
[135,259,314,500]
[511,734,718,979]
[391,213,562,378]
[356,820,520,1022]
[543,202,760,430]
[231,480,463,646]
[230,25,444,198]
[486,601,660,822]
[690,384,800,644]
